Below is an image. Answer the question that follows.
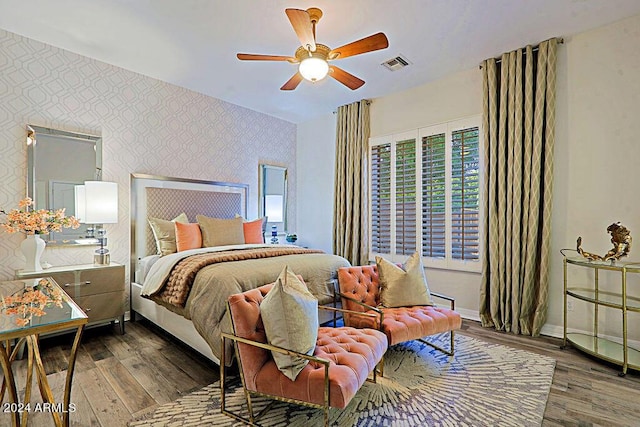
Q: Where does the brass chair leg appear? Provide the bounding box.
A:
[219,338,226,415]
[220,334,260,426]
[324,405,329,427]
[418,330,456,357]
[366,359,379,384]
[244,388,256,424]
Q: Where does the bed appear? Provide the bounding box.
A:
[129,173,350,366]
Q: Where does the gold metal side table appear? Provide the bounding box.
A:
[562,254,640,376]
[0,277,88,427]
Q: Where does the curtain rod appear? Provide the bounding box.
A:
[478,38,564,69]
[333,99,371,114]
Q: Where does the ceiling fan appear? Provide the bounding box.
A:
[237,7,389,91]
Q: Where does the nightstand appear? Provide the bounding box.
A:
[16,263,125,334]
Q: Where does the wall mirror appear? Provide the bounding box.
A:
[26,124,102,246]
[258,164,287,232]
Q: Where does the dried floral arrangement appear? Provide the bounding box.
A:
[0,197,80,235]
[1,278,66,326]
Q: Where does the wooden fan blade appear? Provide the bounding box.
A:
[285,8,316,52]
[329,65,365,90]
[328,32,389,60]
[281,72,304,91]
[237,53,297,63]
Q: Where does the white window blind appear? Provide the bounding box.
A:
[395,139,416,256]
[370,143,391,254]
[369,116,481,272]
[451,127,480,261]
[421,133,446,259]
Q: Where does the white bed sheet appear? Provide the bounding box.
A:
[136,254,160,283]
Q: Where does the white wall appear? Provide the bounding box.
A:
[297,13,640,338]
[549,13,640,339]
[369,68,482,137]
[296,112,336,253]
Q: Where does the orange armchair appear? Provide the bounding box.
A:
[337,265,461,374]
[221,283,387,427]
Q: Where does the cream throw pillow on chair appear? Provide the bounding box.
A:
[377,252,434,307]
[261,266,319,381]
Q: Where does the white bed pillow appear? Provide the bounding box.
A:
[261,266,318,381]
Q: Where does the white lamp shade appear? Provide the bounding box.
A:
[265,195,284,223]
[84,181,118,224]
[299,57,329,82]
[74,185,86,223]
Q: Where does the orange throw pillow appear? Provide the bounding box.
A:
[243,218,264,244]
[175,222,202,252]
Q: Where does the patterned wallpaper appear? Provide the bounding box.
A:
[0,29,296,282]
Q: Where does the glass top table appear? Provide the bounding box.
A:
[0,277,88,427]
[0,278,87,337]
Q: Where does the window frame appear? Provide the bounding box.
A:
[368,115,483,273]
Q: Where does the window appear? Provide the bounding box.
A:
[421,132,446,259]
[450,127,480,261]
[369,117,481,271]
[370,143,391,254]
[395,138,416,255]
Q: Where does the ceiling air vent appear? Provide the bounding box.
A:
[381,54,411,71]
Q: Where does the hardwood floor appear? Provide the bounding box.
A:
[0,321,218,427]
[458,322,640,427]
[2,319,639,426]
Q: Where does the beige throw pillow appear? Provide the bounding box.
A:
[196,215,245,247]
[377,252,434,307]
[261,266,319,381]
[148,213,189,256]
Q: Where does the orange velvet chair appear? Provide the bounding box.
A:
[337,265,461,374]
[221,283,388,427]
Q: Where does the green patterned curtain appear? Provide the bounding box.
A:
[333,100,370,265]
[479,38,558,336]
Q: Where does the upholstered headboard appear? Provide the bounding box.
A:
[130,173,248,272]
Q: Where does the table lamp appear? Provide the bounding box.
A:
[83,181,118,265]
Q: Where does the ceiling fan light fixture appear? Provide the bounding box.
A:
[237,8,389,90]
[299,56,329,82]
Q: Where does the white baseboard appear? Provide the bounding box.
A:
[457,308,481,322]
[540,323,563,339]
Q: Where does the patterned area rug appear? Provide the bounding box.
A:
[129,334,555,426]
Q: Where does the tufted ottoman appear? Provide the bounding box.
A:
[222,283,388,426]
[254,326,387,408]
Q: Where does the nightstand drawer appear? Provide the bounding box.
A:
[54,267,123,298]
[75,291,124,323]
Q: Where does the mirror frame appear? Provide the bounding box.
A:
[26,124,102,246]
[258,164,287,232]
